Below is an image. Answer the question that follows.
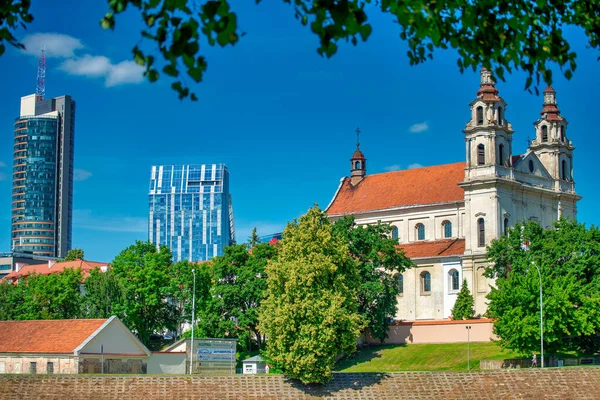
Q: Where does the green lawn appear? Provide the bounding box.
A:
[336,342,524,372]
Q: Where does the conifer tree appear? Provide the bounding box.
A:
[451,279,475,320]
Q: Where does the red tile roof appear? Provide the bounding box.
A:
[397,238,465,259]
[0,319,107,354]
[326,162,465,215]
[2,259,109,282]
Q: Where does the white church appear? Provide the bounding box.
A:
[325,69,580,321]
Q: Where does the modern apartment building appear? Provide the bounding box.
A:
[11,94,75,258]
[149,164,235,262]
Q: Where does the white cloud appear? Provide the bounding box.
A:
[74,210,147,233]
[21,33,84,58]
[409,122,429,133]
[59,55,144,87]
[73,169,92,182]
[408,163,424,169]
[384,164,402,172]
[106,61,145,87]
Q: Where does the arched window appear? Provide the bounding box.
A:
[354,161,361,169]
[497,107,503,125]
[478,218,485,247]
[421,271,431,293]
[476,106,484,125]
[477,144,485,165]
[449,269,460,291]
[398,274,404,295]
[503,217,509,236]
[560,126,565,142]
[498,144,504,166]
[529,160,534,173]
[416,223,425,241]
[442,220,452,238]
[561,159,567,180]
[391,226,399,240]
[541,125,548,142]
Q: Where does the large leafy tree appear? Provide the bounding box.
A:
[0,280,24,320]
[259,206,364,384]
[333,216,412,342]
[63,248,85,261]
[198,243,277,349]
[83,268,126,319]
[17,268,84,320]
[111,241,177,345]
[169,260,211,336]
[2,1,598,100]
[486,219,600,355]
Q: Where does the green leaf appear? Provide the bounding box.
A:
[163,65,178,77]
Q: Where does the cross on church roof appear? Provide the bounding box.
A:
[356,126,361,149]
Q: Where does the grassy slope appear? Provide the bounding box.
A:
[336,342,524,372]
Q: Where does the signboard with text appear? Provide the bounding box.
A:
[192,338,237,374]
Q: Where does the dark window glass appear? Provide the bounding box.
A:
[443,221,452,238]
[560,126,565,142]
[478,218,485,247]
[29,362,37,374]
[391,226,398,240]
[504,218,509,236]
[477,144,485,165]
[562,160,567,180]
[416,224,425,240]
[422,272,431,293]
[497,107,503,125]
[541,125,548,142]
[476,106,484,125]
[529,160,534,173]
[498,144,504,166]
[398,275,403,294]
[47,362,54,374]
[451,270,459,291]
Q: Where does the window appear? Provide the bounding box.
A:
[476,106,484,125]
[391,226,399,241]
[541,125,548,142]
[478,218,485,247]
[477,144,485,165]
[47,362,54,374]
[503,217,509,236]
[29,362,37,374]
[560,126,565,142]
[354,161,361,169]
[449,269,460,291]
[442,220,452,238]
[498,144,504,166]
[421,271,431,293]
[561,159,567,180]
[497,107,503,125]
[416,223,425,241]
[398,274,404,295]
[529,160,534,173]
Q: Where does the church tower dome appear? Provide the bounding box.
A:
[350,127,366,185]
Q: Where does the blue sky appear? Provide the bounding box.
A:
[1,1,598,262]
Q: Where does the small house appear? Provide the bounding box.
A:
[242,355,267,374]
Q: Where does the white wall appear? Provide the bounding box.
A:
[147,353,186,374]
[80,320,148,356]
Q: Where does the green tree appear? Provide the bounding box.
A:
[0,280,24,320]
[333,216,412,342]
[64,248,85,261]
[259,206,364,384]
[248,227,260,248]
[17,269,84,320]
[451,279,475,320]
[111,241,177,345]
[198,242,277,349]
[3,1,598,100]
[485,219,600,355]
[83,268,126,318]
[169,260,211,336]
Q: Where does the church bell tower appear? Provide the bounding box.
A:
[350,127,366,186]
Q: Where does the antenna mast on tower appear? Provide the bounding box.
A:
[36,47,46,101]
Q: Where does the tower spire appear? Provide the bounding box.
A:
[356,126,361,149]
[36,47,46,102]
[350,127,366,185]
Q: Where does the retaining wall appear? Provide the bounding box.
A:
[1,367,600,399]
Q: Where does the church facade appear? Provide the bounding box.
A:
[325,69,580,321]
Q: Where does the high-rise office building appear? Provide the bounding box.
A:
[149,164,235,262]
[11,94,75,258]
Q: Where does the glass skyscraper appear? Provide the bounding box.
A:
[11,94,75,257]
[149,164,235,262]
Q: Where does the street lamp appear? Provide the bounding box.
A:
[466,325,472,371]
[190,268,196,375]
[531,261,544,368]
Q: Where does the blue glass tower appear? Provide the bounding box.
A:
[11,94,75,257]
[149,164,235,262]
